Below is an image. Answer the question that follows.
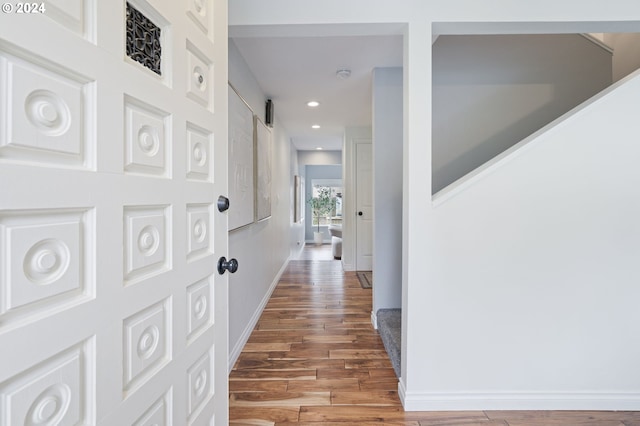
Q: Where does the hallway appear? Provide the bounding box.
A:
[228,245,640,425]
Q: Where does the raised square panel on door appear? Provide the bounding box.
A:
[187,349,213,424]
[186,277,212,343]
[186,0,212,38]
[0,209,93,326]
[123,298,171,396]
[186,41,212,109]
[0,338,94,426]
[124,97,169,177]
[133,388,172,426]
[45,0,94,41]
[123,205,170,285]
[0,50,94,169]
[186,123,212,181]
[187,204,211,261]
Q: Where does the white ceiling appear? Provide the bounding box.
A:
[231,35,403,151]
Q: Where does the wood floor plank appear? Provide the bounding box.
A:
[369,367,399,378]
[419,420,508,426]
[229,369,316,381]
[359,377,401,391]
[286,378,361,392]
[229,246,640,425]
[242,342,292,352]
[345,358,394,369]
[234,359,344,371]
[331,390,402,406]
[329,349,390,359]
[316,367,371,380]
[267,348,330,359]
[229,380,289,393]
[485,410,640,423]
[230,392,330,407]
[301,334,357,343]
[298,405,448,422]
[276,422,420,426]
[229,407,299,424]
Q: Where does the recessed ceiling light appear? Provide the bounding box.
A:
[311,124,320,129]
[307,101,320,107]
[316,147,323,150]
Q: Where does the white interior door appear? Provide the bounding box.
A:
[0,1,228,425]
[355,141,373,271]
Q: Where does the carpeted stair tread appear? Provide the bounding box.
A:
[377,308,401,378]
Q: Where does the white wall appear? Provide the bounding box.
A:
[424,71,640,409]
[230,0,640,411]
[433,34,612,193]
[298,150,342,166]
[228,39,292,369]
[342,126,371,272]
[372,68,403,317]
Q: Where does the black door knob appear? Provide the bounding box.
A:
[358,211,363,216]
[217,195,230,212]
[217,256,238,275]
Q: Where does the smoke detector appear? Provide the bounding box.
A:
[336,68,351,79]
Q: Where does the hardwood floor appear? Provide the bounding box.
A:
[229,245,640,425]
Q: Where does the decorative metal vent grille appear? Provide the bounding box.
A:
[126,2,162,75]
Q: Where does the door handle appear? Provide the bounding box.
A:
[217,256,238,275]
[358,211,363,216]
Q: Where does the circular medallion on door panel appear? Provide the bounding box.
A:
[193,294,207,320]
[137,325,160,360]
[24,239,71,286]
[26,384,72,426]
[25,90,72,137]
[192,141,207,167]
[194,369,208,397]
[137,225,160,257]
[137,125,161,157]
[193,219,207,244]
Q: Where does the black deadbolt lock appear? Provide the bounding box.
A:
[217,195,230,212]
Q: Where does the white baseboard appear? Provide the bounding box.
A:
[342,260,355,271]
[370,310,377,329]
[228,257,290,373]
[398,386,640,411]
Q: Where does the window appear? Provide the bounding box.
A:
[310,179,342,227]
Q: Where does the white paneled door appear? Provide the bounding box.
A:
[0,1,229,425]
[356,141,373,271]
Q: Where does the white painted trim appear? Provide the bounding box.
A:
[398,377,408,405]
[342,259,355,271]
[399,390,640,411]
[581,33,614,54]
[228,257,290,373]
[370,310,378,329]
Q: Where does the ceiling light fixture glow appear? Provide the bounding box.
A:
[311,124,320,129]
[307,101,320,107]
[316,147,323,150]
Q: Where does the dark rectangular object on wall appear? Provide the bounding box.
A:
[265,99,274,127]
